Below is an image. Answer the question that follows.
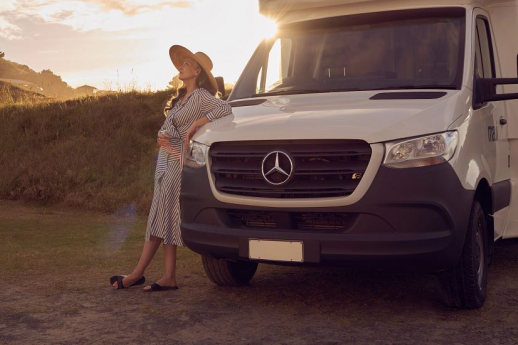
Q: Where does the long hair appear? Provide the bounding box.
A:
[163,61,219,116]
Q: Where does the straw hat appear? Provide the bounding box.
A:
[169,45,218,92]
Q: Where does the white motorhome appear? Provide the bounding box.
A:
[181,0,518,308]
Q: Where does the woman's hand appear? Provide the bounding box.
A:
[184,117,211,149]
[184,123,198,150]
[183,120,204,151]
[157,133,171,147]
[158,133,181,160]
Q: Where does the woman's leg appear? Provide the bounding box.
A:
[163,244,178,285]
[144,244,178,289]
[112,235,162,289]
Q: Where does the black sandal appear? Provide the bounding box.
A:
[109,275,145,289]
[144,282,179,292]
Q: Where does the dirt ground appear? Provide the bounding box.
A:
[1,201,518,344]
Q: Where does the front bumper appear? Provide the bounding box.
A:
[180,162,474,272]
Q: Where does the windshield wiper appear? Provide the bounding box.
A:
[251,87,362,97]
[251,89,321,97]
[250,85,456,97]
[370,85,458,91]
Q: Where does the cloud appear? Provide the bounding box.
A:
[0,16,22,40]
[0,0,17,12]
[0,0,21,39]
[0,0,193,38]
[88,0,190,16]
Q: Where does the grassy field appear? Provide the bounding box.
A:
[0,90,173,214]
[0,200,201,292]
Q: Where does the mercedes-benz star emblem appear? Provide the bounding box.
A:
[261,151,294,186]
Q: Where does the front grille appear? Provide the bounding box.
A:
[227,210,276,229]
[210,140,371,198]
[227,209,355,231]
[294,212,352,231]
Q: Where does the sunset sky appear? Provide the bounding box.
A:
[0,0,276,90]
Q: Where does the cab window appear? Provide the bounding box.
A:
[475,17,495,79]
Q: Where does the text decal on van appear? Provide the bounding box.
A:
[488,126,497,142]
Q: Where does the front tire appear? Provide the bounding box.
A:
[441,199,488,309]
[202,256,258,287]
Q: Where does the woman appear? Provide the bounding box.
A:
[110,45,232,291]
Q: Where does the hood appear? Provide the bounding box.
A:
[194,89,468,145]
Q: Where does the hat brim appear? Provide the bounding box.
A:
[169,45,218,93]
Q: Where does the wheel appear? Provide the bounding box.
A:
[201,255,258,287]
[441,199,488,309]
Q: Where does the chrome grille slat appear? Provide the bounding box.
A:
[216,178,358,190]
[210,140,371,199]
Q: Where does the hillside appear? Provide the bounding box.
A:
[0,90,174,213]
[0,57,76,99]
[0,80,48,106]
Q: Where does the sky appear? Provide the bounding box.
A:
[0,0,277,90]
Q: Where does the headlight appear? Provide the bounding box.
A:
[186,141,208,167]
[383,131,458,168]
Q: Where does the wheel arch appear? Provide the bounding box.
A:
[475,178,492,216]
[474,178,494,255]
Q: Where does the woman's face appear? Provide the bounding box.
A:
[178,57,201,82]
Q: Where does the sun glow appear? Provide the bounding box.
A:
[84,0,282,89]
[1,0,281,90]
[257,14,278,39]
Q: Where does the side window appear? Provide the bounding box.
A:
[256,67,264,94]
[475,17,495,78]
[264,39,283,91]
[258,38,293,93]
[474,30,484,79]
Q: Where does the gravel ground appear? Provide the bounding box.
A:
[1,202,518,344]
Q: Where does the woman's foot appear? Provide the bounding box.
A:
[111,274,145,289]
[143,277,177,291]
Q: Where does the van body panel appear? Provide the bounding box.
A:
[181,0,518,281]
[472,8,510,184]
[503,140,518,238]
[448,109,492,190]
[259,1,515,25]
[490,3,518,139]
[486,1,518,238]
[195,90,464,145]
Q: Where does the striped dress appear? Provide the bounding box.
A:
[145,88,232,246]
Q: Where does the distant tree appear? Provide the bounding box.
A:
[37,69,75,99]
[0,57,77,99]
[0,52,4,58]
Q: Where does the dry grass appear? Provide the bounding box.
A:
[0,90,172,214]
[0,81,48,107]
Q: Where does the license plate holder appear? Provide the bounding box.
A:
[249,239,304,263]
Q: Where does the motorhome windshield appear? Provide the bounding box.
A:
[230,8,465,100]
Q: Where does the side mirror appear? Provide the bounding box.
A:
[215,76,225,98]
[475,54,518,106]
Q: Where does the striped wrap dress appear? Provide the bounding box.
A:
[145,88,232,246]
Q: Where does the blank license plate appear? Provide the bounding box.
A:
[249,239,303,262]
